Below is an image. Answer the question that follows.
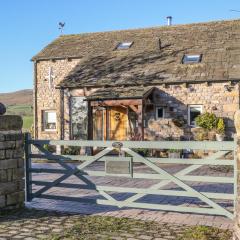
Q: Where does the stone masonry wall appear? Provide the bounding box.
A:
[145,82,239,140]
[35,59,80,140]
[0,115,24,211]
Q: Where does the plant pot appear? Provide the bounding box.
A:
[168,152,181,159]
[216,133,225,141]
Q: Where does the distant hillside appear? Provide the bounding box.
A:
[0,89,32,106]
[0,89,33,130]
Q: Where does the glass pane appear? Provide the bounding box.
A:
[183,54,201,63]
[190,107,201,126]
[157,108,163,118]
[117,42,132,49]
[70,97,88,140]
[47,112,56,123]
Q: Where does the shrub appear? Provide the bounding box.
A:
[43,144,56,153]
[216,118,225,134]
[62,146,81,155]
[195,113,218,130]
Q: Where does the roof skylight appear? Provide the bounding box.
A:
[182,54,202,64]
[116,42,133,50]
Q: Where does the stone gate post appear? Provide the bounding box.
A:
[0,108,25,212]
[234,110,240,239]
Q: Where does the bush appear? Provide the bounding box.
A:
[216,118,225,134]
[195,113,218,130]
[43,144,56,153]
[62,146,81,155]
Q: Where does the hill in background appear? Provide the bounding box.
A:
[0,89,33,130]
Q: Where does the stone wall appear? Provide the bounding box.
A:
[0,115,24,211]
[145,82,239,140]
[35,59,80,140]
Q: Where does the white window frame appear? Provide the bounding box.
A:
[116,42,133,50]
[42,110,57,132]
[188,105,203,127]
[182,54,202,64]
[156,106,165,119]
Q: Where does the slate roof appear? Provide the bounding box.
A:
[32,19,240,88]
[85,86,154,100]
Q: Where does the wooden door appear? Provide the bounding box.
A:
[109,107,128,140]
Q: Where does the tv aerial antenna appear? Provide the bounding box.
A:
[58,22,65,34]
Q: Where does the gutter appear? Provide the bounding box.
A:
[55,78,240,90]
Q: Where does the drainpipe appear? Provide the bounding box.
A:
[33,61,38,139]
[60,88,64,140]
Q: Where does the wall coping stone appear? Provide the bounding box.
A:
[0,115,23,131]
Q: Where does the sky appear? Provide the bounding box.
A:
[0,0,240,93]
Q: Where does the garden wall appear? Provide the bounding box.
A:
[0,115,25,211]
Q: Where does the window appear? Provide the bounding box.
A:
[156,107,165,119]
[42,110,57,131]
[116,42,133,50]
[182,54,202,64]
[188,105,203,127]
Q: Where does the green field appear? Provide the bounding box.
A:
[6,104,33,130]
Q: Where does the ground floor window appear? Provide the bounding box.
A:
[42,110,57,131]
[156,106,165,119]
[188,105,203,127]
[70,97,88,140]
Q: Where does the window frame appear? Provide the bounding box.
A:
[116,41,133,50]
[182,54,202,64]
[188,105,203,127]
[156,106,165,119]
[42,110,57,132]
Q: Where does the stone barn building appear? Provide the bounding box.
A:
[32,19,240,141]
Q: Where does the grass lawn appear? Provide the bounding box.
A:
[22,115,33,130]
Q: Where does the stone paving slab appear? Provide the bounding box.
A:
[26,162,234,230]
[0,209,232,240]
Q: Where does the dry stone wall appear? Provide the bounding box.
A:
[0,115,24,211]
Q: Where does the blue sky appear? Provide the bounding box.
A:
[1,0,240,93]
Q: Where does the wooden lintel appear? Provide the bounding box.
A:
[129,105,139,113]
[90,99,142,107]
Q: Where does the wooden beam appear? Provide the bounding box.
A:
[138,104,143,140]
[129,105,139,113]
[90,99,142,107]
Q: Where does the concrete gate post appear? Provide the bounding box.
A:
[0,104,25,212]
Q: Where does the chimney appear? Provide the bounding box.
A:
[166,16,172,26]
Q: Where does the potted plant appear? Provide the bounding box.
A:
[215,118,225,141]
[168,149,181,158]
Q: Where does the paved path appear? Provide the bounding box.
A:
[26,162,234,229]
[0,209,232,240]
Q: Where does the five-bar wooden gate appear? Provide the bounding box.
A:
[25,133,237,219]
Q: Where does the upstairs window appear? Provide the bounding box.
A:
[42,110,57,131]
[182,54,202,64]
[116,42,133,50]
